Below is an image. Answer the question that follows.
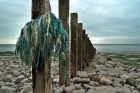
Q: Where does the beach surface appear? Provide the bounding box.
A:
[0,52,140,93]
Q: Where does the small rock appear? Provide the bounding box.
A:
[113,83,122,87]
[107,57,112,61]
[132,90,139,93]
[126,77,135,86]
[0,89,14,93]
[87,88,96,93]
[17,75,24,79]
[137,85,140,90]
[72,89,85,93]
[121,75,130,80]
[77,71,88,78]
[100,77,113,85]
[114,86,125,93]
[53,79,59,84]
[78,78,90,83]
[64,86,75,93]
[20,85,32,93]
[74,84,82,90]
[55,86,65,93]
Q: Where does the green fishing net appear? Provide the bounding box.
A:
[15,12,68,71]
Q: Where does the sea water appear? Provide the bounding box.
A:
[0,44,140,53]
[93,44,140,53]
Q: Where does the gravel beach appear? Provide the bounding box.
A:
[0,52,140,93]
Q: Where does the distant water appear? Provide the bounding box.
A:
[93,44,140,53]
[0,44,140,53]
[0,44,15,52]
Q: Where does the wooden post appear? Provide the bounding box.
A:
[85,34,88,66]
[77,23,83,71]
[32,0,51,93]
[82,30,85,69]
[87,37,90,62]
[70,13,78,78]
[59,0,69,86]
[83,33,87,69]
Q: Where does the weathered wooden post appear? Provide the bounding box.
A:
[77,23,83,71]
[59,0,69,86]
[32,0,51,93]
[70,13,78,78]
[85,34,88,66]
[82,30,85,69]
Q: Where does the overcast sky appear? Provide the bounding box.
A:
[0,0,140,44]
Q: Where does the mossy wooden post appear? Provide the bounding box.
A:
[59,0,69,86]
[32,0,51,93]
[77,23,83,71]
[70,13,78,78]
[82,30,85,69]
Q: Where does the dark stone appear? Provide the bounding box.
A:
[126,77,135,86]
[107,57,112,61]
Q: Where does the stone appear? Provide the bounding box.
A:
[55,86,64,93]
[88,75,100,81]
[124,84,130,88]
[77,71,88,78]
[6,74,13,80]
[5,82,14,87]
[87,88,96,93]
[121,75,130,80]
[17,75,24,79]
[113,78,122,83]
[64,86,75,93]
[114,86,125,93]
[107,57,112,61]
[135,79,140,82]
[1,86,11,90]
[89,81,99,86]
[126,77,135,86]
[122,79,126,83]
[113,83,122,87]
[95,86,116,93]
[78,78,90,83]
[137,85,140,90]
[74,84,82,90]
[132,90,139,93]
[100,77,113,85]
[122,87,131,93]
[21,79,28,83]
[51,75,56,80]
[105,64,113,68]
[20,85,32,93]
[0,89,14,93]
[100,71,109,76]
[72,89,85,93]
[53,79,59,84]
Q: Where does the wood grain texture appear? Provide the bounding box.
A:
[32,0,51,93]
[59,0,69,86]
[70,13,78,78]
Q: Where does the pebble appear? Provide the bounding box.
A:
[126,77,135,86]
[72,89,85,93]
[64,86,75,93]
[100,77,113,85]
[78,78,90,83]
[74,84,82,90]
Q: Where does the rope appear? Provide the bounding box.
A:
[15,12,68,74]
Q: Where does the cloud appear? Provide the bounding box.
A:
[0,0,140,44]
[0,0,31,43]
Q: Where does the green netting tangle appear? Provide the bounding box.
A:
[15,11,68,79]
